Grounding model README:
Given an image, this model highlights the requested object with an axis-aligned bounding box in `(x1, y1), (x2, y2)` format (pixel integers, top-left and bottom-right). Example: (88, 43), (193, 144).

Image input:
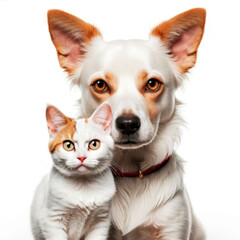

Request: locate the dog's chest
(111, 176), (171, 235)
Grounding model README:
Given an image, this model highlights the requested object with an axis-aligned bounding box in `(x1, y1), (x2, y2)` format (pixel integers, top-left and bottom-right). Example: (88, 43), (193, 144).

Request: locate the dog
(47, 8), (206, 240)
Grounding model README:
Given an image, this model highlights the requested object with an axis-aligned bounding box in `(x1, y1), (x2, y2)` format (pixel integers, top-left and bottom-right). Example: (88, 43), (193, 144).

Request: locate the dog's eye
(89, 139), (101, 150)
(63, 140), (75, 151)
(145, 79), (161, 92)
(92, 80), (109, 93)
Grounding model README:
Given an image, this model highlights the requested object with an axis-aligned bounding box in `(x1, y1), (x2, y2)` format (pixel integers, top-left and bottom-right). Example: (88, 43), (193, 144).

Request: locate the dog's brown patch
(90, 72), (118, 103)
(151, 8), (206, 73)
(109, 224), (166, 240)
(48, 10), (101, 76)
(121, 109), (134, 116)
(136, 70), (164, 121)
(49, 118), (76, 153)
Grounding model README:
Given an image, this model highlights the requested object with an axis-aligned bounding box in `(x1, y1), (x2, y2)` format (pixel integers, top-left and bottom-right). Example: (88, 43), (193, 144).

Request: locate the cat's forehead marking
(75, 118), (90, 136)
(49, 118), (76, 153)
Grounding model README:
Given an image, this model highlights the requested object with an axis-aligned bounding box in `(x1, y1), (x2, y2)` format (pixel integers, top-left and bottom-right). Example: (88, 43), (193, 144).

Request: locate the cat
(31, 103), (116, 240)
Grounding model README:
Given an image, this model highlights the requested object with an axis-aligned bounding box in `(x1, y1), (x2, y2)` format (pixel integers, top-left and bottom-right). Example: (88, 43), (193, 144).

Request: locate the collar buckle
(139, 170), (144, 179)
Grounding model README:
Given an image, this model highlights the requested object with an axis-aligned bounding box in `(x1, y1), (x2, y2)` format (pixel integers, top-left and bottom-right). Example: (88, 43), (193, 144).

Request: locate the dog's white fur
(47, 8), (206, 239)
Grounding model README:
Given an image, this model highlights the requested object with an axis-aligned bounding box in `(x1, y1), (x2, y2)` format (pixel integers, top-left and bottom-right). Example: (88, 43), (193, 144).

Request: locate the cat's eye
(145, 78), (162, 92)
(92, 80), (109, 93)
(89, 139), (101, 150)
(63, 140), (75, 151)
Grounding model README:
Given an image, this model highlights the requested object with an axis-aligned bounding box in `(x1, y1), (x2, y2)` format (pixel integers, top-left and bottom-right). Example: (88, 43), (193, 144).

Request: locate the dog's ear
(47, 10), (102, 76)
(151, 8), (206, 73)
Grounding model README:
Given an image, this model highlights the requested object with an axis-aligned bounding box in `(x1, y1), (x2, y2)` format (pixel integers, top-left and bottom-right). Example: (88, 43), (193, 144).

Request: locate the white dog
(47, 8), (206, 240)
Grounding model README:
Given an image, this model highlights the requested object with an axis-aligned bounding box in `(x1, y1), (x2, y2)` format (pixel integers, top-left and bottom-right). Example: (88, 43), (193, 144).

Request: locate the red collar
(112, 155), (170, 179)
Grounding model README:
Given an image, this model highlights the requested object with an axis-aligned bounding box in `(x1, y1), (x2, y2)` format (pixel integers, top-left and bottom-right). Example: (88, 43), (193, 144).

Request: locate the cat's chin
(54, 164), (109, 178)
(76, 165), (88, 172)
(54, 165), (87, 177)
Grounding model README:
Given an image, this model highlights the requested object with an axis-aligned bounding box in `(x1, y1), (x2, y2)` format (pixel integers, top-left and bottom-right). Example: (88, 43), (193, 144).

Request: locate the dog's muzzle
(115, 115), (141, 135)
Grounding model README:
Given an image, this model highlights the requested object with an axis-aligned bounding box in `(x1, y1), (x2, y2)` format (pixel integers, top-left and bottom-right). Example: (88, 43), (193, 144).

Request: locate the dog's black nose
(116, 115), (141, 135)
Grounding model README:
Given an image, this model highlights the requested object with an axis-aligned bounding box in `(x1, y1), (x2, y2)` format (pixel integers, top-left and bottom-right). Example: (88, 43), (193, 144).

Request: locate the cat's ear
(90, 103), (112, 132)
(46, 105), (69, 135)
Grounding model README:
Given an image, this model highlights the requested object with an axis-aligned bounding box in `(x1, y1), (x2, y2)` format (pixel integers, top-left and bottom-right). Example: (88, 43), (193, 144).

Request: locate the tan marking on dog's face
(121, 109), (134, 116)
(136, 70), (164, 121)
(49, 118), (76, 153)
(85, 118), (88, 124)
(90, 72), (118, 103)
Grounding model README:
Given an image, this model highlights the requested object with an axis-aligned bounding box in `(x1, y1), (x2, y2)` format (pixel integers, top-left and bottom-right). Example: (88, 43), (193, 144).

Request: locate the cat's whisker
(110, 161), (121, 171)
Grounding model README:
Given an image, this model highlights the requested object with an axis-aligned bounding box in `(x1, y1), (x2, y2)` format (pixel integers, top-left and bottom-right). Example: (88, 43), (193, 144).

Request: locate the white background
(0, 0), (240, 239)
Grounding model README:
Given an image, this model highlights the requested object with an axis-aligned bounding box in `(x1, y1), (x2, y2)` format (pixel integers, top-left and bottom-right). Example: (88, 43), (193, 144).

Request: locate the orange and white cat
(31, 103), (115, 240)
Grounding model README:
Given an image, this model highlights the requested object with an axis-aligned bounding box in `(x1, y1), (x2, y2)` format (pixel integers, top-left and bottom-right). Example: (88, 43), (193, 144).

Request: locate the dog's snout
(116, 115), (141, 135)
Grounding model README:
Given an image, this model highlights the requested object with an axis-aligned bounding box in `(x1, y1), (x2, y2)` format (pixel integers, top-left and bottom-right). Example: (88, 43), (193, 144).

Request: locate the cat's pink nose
(77, 156), (87, 162)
